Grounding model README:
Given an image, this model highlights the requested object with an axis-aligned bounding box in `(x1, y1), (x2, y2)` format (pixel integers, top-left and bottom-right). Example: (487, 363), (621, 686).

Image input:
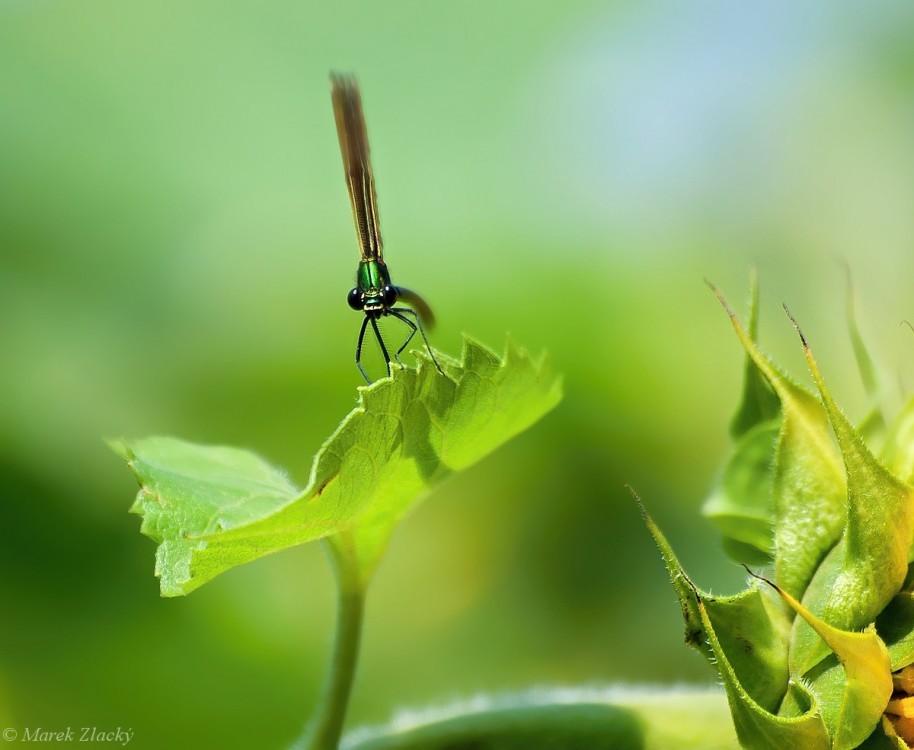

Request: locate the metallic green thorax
(356, 260), (392, 311)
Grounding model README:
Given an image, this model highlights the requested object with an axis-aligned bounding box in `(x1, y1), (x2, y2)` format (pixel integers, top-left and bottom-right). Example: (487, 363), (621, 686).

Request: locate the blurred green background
(4, 1), (914, 747)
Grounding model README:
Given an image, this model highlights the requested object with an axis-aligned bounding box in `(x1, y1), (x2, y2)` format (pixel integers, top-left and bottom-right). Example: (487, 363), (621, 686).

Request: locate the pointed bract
(652, 281), (914, 750)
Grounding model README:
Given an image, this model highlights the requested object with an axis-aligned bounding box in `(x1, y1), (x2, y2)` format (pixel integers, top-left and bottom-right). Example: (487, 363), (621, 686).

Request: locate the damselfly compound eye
(347, 288), (363, 310)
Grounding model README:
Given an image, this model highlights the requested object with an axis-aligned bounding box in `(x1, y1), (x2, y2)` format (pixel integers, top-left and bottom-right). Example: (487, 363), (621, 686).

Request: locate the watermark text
(2, 727), (133, 745)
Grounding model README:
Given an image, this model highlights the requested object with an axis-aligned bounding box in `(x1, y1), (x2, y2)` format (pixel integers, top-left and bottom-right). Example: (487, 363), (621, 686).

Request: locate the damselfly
(331, 73), (443, 383)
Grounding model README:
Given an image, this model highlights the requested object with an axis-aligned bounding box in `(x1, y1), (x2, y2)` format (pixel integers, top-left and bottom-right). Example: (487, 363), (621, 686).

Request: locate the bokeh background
(4, 1), (914, 747)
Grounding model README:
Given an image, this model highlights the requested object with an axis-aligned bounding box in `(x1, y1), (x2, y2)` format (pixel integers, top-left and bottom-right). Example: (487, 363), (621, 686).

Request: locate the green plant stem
(306, 533), (367, 750)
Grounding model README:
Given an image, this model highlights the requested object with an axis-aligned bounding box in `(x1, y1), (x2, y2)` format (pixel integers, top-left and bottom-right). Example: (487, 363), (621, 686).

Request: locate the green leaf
(786, 325), (914, 675)
(638, 501), (827, 748)
(109, 437), (302, 597)
(345, 703), (644, 750)
(756, 574), (892, 750)
(113, 337), (562, 596)
(340, 687), (739, 750)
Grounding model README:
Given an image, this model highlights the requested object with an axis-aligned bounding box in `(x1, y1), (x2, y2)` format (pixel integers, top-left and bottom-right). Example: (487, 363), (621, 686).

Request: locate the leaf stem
(305, 533), (367, 750)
